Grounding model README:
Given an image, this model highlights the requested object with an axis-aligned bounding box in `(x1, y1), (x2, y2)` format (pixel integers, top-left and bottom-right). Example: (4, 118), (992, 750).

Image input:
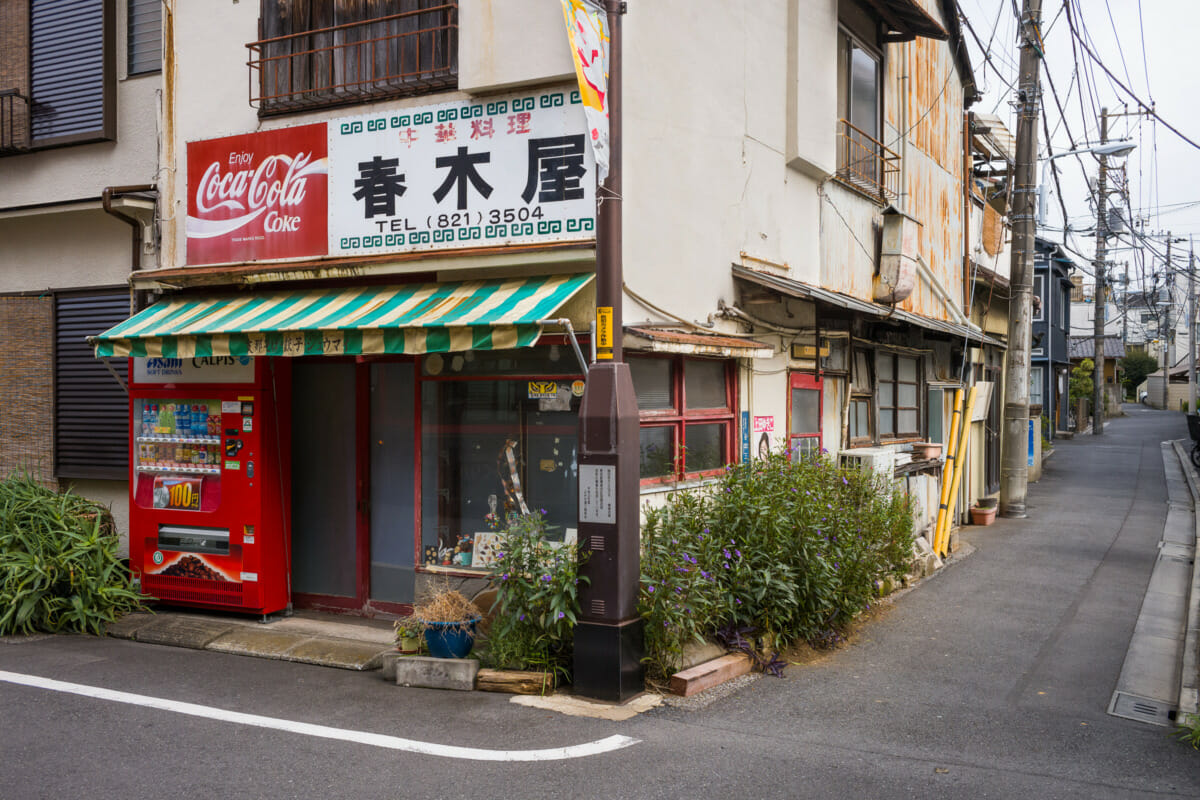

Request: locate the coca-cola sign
(186, 124), (328, 265)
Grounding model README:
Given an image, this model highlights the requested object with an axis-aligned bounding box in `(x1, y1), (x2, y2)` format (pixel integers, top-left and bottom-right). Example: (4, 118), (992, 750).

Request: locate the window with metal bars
(249, 0), (458, 115)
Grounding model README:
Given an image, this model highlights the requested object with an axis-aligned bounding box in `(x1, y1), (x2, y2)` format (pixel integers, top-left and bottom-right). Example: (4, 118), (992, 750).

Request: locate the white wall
(0, 75), (160, 209)
(0, 210), (135, 292)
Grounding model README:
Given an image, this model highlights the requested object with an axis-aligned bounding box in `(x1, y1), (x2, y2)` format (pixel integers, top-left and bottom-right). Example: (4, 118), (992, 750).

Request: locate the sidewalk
(105, 607), (394, 670)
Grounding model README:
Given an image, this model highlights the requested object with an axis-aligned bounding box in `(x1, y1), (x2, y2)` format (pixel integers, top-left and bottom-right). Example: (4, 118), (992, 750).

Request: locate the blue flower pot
(422, 619), (478, 659)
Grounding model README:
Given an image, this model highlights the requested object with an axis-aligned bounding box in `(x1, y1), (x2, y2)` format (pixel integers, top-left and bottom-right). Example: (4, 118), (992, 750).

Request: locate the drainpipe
(102, 184), (157, 312)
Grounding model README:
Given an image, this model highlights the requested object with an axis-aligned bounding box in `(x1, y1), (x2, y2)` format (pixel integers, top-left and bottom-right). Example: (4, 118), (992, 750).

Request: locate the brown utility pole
(574, 0), (643, 702)
(1000, 0), (1043, 518)
(1092, 108), (1109, 434)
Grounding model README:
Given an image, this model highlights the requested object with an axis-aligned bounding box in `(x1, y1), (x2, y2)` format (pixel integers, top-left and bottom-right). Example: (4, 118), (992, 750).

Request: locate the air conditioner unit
(838, 447), (896, 477)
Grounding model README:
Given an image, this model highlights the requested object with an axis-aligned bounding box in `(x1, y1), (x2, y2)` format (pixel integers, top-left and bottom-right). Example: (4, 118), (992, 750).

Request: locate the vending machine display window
(133, 398), (223, 512)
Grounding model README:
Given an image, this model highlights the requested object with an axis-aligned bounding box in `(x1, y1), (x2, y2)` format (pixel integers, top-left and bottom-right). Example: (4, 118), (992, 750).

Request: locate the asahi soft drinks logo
(186, 124), (329, 265)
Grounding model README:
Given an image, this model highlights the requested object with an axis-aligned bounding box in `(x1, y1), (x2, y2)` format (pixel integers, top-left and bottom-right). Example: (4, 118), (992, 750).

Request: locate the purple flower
(501, 573), (509, 581)
(541, 574), (552, 582)
(842, 477), (848, 485)
(648, 585), (655, 593)
(557, 611), (565, 619)
(724, 562), (731, 569)
(519, 614), (526, 621)
(734, 549), (741, 558)
(701, 570), (712, 580)
(735, 598), (742, 605)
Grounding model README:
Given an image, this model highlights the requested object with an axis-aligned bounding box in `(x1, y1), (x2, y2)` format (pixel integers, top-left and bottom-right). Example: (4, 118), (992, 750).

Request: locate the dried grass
(413, 583), (481, 624)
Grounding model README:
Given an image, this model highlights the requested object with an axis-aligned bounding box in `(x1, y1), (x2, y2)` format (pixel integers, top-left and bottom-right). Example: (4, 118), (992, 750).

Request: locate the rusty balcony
(835, 119), (900, 202)
(0, 90), (30, 155)
(247, 3), (458, 115)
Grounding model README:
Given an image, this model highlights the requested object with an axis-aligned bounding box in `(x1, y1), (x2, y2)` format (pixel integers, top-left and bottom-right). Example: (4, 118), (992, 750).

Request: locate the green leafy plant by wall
(0, 474), (145, 635)
(639, 451), (916, 681)
(485, 511), (587, 683)
(1070, 358), (1095, 403)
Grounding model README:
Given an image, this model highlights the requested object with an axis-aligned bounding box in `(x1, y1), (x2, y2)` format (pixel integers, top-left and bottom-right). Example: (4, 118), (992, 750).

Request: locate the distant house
(1069, 335), (1125, 415)
(1033, 239), (1074, 434)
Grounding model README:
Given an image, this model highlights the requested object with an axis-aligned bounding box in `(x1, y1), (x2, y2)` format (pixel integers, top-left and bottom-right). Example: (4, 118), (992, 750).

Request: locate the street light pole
(1092, 108), (1109, 435)
(1000, 0), (1043, 518)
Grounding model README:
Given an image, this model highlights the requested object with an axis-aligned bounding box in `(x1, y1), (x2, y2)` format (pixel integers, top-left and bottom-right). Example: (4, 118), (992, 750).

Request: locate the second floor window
(835, 25), (897, 200)
(250, 0), (458, 115)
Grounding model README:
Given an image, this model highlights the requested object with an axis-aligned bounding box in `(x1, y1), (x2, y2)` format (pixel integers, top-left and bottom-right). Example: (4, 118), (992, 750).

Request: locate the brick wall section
(0, 295), (56, 483)
(0, 0), (31, 148)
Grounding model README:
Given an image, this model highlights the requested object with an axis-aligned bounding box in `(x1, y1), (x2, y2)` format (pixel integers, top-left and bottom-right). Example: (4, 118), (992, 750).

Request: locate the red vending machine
(128, 356), (290, 616)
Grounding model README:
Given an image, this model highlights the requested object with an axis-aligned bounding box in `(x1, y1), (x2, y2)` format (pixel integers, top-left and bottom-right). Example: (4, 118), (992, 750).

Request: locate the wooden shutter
(127, 0), (161, 76)
(55, 290), (129, 480)
(30, 0), (115, 146)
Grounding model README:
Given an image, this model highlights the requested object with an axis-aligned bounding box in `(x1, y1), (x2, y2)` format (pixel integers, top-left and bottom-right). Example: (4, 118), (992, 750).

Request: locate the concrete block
(395, 656), (480, 690)
(381, 651), (405, 681)
(206, 629), (308, 660)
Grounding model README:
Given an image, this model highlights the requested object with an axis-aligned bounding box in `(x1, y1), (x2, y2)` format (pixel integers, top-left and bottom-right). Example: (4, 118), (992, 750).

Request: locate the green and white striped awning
(91, 274), (592, 358)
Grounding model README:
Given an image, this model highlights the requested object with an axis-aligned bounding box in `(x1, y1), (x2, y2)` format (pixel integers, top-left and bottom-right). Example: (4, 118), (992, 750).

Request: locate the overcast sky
(958, 0), (1200, 290)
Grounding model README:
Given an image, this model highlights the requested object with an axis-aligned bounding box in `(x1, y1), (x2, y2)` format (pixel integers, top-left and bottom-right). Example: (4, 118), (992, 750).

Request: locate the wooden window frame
(875, 350), (922, 443)
(632, 355), (737, 485)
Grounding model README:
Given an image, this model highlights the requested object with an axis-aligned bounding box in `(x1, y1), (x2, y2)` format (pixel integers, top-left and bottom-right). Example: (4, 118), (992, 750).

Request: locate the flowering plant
(484, 510), (587, 683)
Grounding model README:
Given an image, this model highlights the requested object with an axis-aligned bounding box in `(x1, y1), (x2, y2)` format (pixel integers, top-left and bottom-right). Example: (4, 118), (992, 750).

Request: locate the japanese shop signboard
(186, 124), (329, 265)
(327, 88), (595, 256)
(183, 90), (595, 266)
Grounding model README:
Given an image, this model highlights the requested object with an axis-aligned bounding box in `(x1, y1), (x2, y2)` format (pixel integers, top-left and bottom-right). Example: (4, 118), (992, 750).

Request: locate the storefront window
(420, 354), (581, 572)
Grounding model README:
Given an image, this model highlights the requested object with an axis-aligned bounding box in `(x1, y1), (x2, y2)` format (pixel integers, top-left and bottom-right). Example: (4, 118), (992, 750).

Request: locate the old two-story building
(0, 0), (996, 619)
(0, 0), (162, 543)
(1032, 238), (1073, 434)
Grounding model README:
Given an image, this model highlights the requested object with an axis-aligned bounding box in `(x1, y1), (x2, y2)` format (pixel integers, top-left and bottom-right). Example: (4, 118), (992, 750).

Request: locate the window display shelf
(136, 465), (221, 475)
(137, 435), (221, 445)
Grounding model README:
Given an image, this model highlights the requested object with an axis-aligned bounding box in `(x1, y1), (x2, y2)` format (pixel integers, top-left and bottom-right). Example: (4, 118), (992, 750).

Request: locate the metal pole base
(573, 618), (645, 703)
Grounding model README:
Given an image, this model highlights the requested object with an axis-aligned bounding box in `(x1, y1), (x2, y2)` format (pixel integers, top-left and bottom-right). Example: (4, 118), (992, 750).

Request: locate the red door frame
(787, 371), (823, 456)
(289, 359), (413, 617)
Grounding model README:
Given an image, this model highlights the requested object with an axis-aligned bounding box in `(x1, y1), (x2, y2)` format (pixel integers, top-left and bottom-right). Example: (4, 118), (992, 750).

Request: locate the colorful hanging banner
(560, 0), (610, 182)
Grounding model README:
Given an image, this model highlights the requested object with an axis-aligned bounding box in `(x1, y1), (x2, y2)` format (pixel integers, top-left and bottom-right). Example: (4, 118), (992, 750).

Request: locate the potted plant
(412, 585), (482, 659)
(970, 498), (998, 526)
(392, 616), (424, 654)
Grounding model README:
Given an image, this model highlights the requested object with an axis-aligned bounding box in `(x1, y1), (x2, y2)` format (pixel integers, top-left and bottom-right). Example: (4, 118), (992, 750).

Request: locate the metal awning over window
(863, 0), (949, 42)
(91, 273), (592, 358)
(732, 264), (1003, 348)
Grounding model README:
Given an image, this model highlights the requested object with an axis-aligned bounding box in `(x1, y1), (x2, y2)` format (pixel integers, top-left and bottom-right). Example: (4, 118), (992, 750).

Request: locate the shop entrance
(289, 360), (417, 613)
(290, 361), (359, 604)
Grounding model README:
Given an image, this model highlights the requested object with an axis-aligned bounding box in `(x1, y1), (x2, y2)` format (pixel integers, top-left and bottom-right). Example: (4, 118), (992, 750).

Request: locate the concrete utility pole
(1163, 233), (1175, 410)
(1001, 0), (1043, 518)
(1092, 108), (1109, 435)
(1189, 240), (1196, 413)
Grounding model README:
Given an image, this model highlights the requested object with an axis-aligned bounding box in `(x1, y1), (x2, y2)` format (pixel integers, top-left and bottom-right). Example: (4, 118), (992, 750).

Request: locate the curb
(1169, 439), (1200, 719)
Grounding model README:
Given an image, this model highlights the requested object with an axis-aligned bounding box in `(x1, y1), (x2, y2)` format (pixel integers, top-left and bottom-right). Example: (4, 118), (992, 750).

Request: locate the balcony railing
(836, 119), (899, 202)
(0, 89), (30, 154)
(247, 3), (458, 115)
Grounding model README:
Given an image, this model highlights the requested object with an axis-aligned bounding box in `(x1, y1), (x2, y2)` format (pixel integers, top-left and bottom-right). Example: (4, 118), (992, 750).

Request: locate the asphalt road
(2, 405), (1198, 799)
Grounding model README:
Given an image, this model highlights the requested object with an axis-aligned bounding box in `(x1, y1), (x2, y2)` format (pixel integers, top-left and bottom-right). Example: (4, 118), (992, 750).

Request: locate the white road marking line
(0, 670), (638, 761)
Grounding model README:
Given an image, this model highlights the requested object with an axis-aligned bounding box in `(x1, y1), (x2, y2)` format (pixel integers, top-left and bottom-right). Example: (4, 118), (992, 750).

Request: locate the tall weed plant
(485, 511), (587, 683)
(640, 450), (915, 679)
(0, 473), (145, 635)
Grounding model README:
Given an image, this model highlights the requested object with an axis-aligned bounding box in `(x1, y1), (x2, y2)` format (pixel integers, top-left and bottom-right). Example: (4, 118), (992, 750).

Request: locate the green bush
(484, 511), (587, 683)
(639, 451), (915, 680)
(0, 474), (145, 635)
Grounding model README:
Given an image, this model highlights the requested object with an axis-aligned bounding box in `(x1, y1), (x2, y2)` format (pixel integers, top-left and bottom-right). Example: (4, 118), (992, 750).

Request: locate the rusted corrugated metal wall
(820, 6), (967, 325)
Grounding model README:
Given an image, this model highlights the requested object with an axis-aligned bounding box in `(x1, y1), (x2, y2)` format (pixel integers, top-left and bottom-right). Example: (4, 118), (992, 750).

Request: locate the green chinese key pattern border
(337, 91), (580, 137)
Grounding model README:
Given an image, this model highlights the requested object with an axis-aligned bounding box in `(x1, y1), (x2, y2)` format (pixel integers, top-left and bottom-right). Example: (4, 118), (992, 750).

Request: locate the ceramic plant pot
(970, 506), (997, 526)
(422, 619), (479, 659)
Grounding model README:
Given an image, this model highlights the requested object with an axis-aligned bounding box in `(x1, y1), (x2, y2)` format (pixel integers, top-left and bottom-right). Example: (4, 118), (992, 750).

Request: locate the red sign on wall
(186, 124), (329, 265)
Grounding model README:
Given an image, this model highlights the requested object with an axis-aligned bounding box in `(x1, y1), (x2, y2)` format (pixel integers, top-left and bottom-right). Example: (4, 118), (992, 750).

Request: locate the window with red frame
(630, 356), (736, 483)
(788, 372), (822, 459)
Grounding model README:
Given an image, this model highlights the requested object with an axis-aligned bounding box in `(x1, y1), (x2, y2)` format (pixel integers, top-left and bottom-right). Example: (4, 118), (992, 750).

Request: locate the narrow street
(2, 406), (1198, 799)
